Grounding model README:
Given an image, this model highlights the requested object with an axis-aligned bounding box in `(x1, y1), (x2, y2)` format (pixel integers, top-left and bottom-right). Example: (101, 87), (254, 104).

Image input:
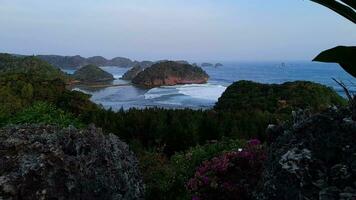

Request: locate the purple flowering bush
(187, 139), (266, 200)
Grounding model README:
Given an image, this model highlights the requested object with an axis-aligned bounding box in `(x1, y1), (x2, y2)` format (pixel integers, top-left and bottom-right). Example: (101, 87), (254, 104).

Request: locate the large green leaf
(313, 46), (356, 77)
(311, 0), (356, 23)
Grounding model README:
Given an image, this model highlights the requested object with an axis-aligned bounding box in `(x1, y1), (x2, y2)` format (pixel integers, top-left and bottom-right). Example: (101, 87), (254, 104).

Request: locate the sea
(62, 61), (355, 110)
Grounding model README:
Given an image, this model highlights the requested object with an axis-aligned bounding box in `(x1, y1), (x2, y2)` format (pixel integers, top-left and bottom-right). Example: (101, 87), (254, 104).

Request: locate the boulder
(0, 124), (144, 200)
(258, 106), (356, 200)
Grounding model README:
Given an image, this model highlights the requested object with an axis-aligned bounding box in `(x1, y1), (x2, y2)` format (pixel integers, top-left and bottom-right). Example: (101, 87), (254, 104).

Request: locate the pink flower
(248, 139), (261, 146)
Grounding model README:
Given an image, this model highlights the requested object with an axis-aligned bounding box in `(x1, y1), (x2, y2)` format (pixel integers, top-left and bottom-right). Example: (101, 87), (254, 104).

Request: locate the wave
(177, 84), (227, 100)
(144, 87), (178, 99)
(144, 83), (227, 101)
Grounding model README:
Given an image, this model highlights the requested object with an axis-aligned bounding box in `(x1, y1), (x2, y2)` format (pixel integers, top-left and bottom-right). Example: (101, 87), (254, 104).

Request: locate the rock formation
(122, 65), (144, 80)
(0, 124), (144, 200)
(132, 61), (209, 87)
(258, 106), (356, 200)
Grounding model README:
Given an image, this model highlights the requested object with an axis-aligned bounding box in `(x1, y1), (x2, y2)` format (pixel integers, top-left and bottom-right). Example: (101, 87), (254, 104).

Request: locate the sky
(0, 0), (355, 62)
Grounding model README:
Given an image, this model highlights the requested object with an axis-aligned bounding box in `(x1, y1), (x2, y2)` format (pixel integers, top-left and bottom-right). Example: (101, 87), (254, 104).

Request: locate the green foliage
(82, 107), (270, 155)
(0, 54), (97, 126)
(313, 46), (356, 77)
(132, 61), (209, 87)
(215, 80), (346, 121)
(138, 139), (245, 200)
(21, 83), (34, 100)
(73, 64), (114, 82)
(311, 1), (355, 78)
(0, 53), (67, 81)
(5, 102), (84, 128)
(311, 0), (356, 23)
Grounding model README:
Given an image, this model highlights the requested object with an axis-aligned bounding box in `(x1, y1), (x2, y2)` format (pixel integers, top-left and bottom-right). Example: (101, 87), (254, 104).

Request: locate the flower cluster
(187, 139), (266, 200)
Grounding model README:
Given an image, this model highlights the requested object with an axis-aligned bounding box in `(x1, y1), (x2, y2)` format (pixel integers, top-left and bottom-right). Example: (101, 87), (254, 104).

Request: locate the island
(122, 65), (144, 80)
(215, 63), (223, 67)
(73, 64), (114, 83)
(132, 61), (209, 87)
(201, 63), (214, 67)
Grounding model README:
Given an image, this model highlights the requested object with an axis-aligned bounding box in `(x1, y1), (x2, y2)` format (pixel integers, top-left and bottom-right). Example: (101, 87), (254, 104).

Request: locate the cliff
(132, 61), (209, 87)
(73, 64), (114, 83)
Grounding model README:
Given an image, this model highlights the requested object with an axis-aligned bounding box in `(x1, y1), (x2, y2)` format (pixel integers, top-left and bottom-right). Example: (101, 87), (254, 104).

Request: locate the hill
(36, 54), (154, 69)
(0, 53), (67, 81)
(215, 80), (346, 119)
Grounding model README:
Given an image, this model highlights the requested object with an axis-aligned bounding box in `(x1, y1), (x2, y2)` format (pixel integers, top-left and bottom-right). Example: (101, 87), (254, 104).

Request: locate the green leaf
(311, 0), (356, 23)
(313, 46), (356, 77)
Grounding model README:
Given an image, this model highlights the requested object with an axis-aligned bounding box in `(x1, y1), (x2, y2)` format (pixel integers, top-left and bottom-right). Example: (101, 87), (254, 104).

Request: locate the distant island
(215, 63), (223, 67)
(35, 55), (153, 69)
(200, 63), (224, 67)
(201, 63), (214, 67)
(34, 54), (195, 70)
(73, 64), (114, 83)
(132, 61), (209, 87)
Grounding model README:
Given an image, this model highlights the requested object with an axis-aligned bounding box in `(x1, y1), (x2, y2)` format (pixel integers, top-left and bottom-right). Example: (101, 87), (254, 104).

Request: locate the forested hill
(36, 55), (149, 69)
(0, 53), (67, 81)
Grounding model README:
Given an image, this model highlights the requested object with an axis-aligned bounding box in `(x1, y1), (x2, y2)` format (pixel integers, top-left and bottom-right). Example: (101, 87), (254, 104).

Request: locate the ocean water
(62, 62), (355, 110)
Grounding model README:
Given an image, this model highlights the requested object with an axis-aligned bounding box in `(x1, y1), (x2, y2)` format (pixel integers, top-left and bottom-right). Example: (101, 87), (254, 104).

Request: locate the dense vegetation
(215, 80), (346, 121)
(0, 54), (350, 200)
(73, 64), (114, 82)
(0, 53), (67, 80)
(132, 61), (209, 87)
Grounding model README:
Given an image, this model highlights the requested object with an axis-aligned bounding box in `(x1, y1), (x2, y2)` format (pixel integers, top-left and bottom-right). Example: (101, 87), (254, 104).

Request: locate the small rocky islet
(130, 61), (209, 88)
(72, 64), (114, 83)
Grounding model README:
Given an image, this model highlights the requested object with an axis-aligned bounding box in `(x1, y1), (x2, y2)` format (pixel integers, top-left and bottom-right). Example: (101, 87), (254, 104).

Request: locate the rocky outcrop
(132, 61), (209, 87)
(122, 65), (144, 80)
(215, 63), (223, 67)
(258, 106), (356, 200)
(201, 63), (213, 67)
(0, 124), (144, 200)
(73, 64), (114, 83)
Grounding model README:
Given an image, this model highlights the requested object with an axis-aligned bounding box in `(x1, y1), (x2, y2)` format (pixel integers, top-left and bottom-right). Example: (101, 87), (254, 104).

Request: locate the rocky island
(122, 65), (144, 80)
(132, 61), (209, 87)
(201, 62), (214, 67)
(73, 64), (114, 83)
(215, 63), (223, 67)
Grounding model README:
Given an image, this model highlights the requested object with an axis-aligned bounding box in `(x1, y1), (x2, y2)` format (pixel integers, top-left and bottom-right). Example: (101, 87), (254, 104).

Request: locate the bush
(138, 139), (245, 200)
(187, 140), (266, 200)
(5, 102), (84, 128)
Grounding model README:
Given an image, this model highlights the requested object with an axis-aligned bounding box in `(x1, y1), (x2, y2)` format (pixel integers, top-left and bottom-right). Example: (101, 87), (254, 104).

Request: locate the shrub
(187, 140), (266, 200)
(137, 139), (244, 200)
(6, 102), (84, 128)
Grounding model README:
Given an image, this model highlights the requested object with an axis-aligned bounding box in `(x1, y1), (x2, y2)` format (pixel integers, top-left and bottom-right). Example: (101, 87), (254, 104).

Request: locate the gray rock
(0, 124), (144, 200)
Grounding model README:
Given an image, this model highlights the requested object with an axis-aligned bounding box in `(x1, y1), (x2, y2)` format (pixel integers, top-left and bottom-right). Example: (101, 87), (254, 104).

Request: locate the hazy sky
(0, 0), (355, 61)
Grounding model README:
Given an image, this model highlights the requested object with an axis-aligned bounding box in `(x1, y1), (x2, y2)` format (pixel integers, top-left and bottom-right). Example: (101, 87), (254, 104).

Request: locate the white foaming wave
(144, 87), (177, 100)
(177, 83), (227, 101)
